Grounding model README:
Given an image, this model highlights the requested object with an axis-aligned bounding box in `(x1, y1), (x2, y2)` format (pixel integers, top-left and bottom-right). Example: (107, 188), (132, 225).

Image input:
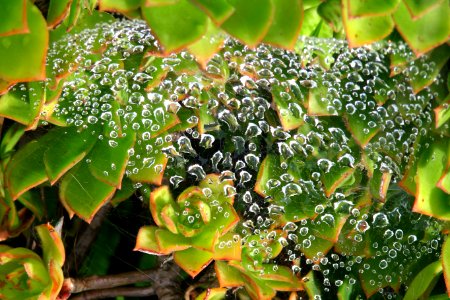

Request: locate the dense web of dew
(23, 19), (446, 297)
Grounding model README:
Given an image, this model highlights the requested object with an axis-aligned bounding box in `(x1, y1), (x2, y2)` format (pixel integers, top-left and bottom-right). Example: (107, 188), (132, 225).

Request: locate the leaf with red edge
(44, 125), (99, 184)
(0, 82), (43, 127)
(17, 190), (44, 220)
(393, 0), (450, 56)
(409, 45), (450, 94)
(0, 0), (27, 36)
(435, 97), (450, 129)
(188, 19), (225, 68)
(243, 273), (276, 300)
(134, 226), (166, 255)
(308, 85), (337, 116)
(263, 0), (303, 49)
(347, 0), (400, 18)
(221, 0), (274, 48)
(317, 0), (342, 33)
(155, 229), (191, 253)
(99, 0), (142, 13)
(190, 228), (219, 251)
(213, 232), (241, 261)
(190, 0), (234, 25)
(342, 0), (394, 48)
(321, 165), (354, 198)
(272, 83), (304, 130)
(173, 247), (213, 277)
(215, 261), (245, 287)
(403, 0), (444, 19)
(5, 140), (48, 200)
(301, 236), (334, 259)
(142, 0), (208, 53)
(59, 160), (116, 222)
(35, 224), (65, 267)
(345, 113), (379, 147)
(438, 168), (450, 194)
(128, 141), (169, 185)
(44, 260), (64, 300)
(0, 1), (48, 82)
(412, 140), (450, 220)
(443, 236), (450, 297)
(47, 0), (73, 28)
(149, 186), (176, 227)
(196, 288), (228, 300)
(88, 130), (136, 188)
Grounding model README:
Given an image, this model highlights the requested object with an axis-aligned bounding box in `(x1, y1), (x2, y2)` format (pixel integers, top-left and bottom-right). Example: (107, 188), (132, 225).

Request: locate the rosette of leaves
(0, 223), (65, 299)
(135, 174), (240, 277)
(215, 230), (302, 300)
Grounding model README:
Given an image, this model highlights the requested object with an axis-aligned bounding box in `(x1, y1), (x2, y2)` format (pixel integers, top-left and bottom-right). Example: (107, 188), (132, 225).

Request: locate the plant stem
(69, 286), (155, 300)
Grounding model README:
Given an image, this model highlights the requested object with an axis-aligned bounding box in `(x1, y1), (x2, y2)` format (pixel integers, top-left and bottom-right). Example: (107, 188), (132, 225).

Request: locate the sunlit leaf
(412, 140), (450, 220)
(221, 0), (274, 47)
(188, 19), (225, 68)
(35, 223), (65, 267)
(47, 0), (73, 28)
(393, 0), (450, 56)
(443, 237), (450, 297)
(0, 1), (48, 82)
(99, 0), (142, 12)
(347, 0), (400, 18)
(0, 0), (27, 36)
(173, 247), (213, 277)
(403, 0), (445, 19)
(342, 0), (394, 47)
(263, 0), (303, 49)
(142, 0), (208, 53)
(190, 0), (234, 25)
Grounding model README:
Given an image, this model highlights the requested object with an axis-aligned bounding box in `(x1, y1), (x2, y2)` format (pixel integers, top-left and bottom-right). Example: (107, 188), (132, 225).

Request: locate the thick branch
(70, 286), (155, 300)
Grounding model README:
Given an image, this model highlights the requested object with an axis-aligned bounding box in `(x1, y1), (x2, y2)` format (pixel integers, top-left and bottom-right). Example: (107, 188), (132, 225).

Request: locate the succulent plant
(135, 174), (240, 276)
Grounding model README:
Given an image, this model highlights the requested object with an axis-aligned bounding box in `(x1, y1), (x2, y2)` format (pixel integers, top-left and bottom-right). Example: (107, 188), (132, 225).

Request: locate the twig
(70, 286), (155, 300)
(153, 256), (184, 300)
(65, 269), (157, 293)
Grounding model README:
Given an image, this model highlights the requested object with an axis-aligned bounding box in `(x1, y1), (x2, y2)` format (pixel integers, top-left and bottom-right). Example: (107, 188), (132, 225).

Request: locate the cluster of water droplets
(42, 19), (446, 297)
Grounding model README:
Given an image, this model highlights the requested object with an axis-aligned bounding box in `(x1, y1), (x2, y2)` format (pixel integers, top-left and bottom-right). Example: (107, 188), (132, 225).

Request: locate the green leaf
(188, 19), (225, 67)
(304, 270), (322, 299)
(59, 160), (116, 222)
(215, 261), (245, 287)
(99, 0), (142, 12)
(134, 226), (165, 254)
(0, 123), (25, 158)
(128, 139), (168, 185)
(155, 229), (191, 252)
(434, 99), (450, 129)
(262, 0), (303, 49)
(337, 279), (354, 300)
(88, 131), (136, 188)
(404, 260), (442, 300)
(345, 113), (379, 147)
(393, 0), (450, 56)
(254, 154), (283, 198)
(438, 167), (450, 194)
(44, 126), (99, 184)
(35, 224), (65, 267)
(142, 0), (208, 53)
(17, 190), (45, 220)
(347, 0), (400, 18)
(412, 140), (450, 220)
(342, 0), (394, 47)
(317, 0), (342, 33)
(5, 140), (48, 199)
(66, 0), (82, 31)
(190, 0), (234, 25)
(110, 177), (136, 207)
(0, 82), (43, 127)
(174, 247), (213, 277)
(0, 0), (27, 36)
(308, 85), (338, 116)
(403, 0), (444, 18)
(0, 1), (48, 82)
(47, 0), (73, 28)
(443, 236), (450, 298)
(150, 186), (176, 227)
(221, 0), (274, 47)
